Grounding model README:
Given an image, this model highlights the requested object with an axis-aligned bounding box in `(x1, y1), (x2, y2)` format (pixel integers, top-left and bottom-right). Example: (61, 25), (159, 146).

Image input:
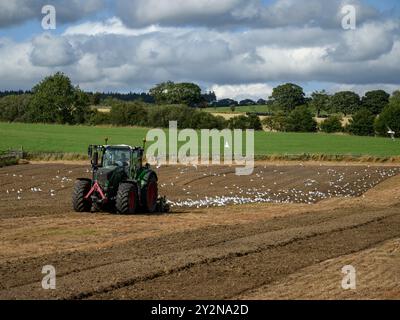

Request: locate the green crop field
(1, 122), (400, 157)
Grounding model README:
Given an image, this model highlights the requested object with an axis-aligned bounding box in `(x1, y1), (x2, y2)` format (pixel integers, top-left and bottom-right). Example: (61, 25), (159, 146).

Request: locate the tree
(270, 83), (305, 113)
(329, 91), (360, 116)
(320, 115), (343, 133)
(188, 112), (227, 130)
(0, 94), (32, 122)
(247, 114), (263, 131)
(149, 81), (202, 106)
(228, 115), (262, 130)
(215, 99), (238, 107)
(28, 72), (75, 124)
(72, 88), (91, 124)
(86, 110), (111, 126)
(391, 90), (400, 103)
(346, 109), (375, 136)
(361, 90), (390, 115)
(239, 99), (256, 106)
(374, 99), (400, 137)
(110, 101), (149, 127)
(202, 91), (217, 103)
(310, 90), (330, 117)
(92, 92), (101, 106)
(149, 81), (173, 104)
(262, 113), (287, 132)
(285, 106), (317, 132)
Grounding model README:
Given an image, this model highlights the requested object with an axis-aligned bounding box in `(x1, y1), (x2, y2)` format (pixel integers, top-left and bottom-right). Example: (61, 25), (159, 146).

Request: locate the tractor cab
(88, 145), (145, 177)
(103, 146), (132, 168)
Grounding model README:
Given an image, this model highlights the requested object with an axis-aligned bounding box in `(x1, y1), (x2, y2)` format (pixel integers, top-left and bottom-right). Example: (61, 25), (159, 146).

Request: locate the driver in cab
(117, 153), (130, 167)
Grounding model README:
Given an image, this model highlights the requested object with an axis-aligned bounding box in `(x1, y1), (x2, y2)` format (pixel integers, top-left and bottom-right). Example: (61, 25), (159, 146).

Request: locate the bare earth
(0, 163), (399, 300)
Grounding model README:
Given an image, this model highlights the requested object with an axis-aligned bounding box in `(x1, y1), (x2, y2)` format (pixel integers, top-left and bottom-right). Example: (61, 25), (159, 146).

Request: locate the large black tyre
(141, 174), (158, 213)
(72, 180), (92, 212)
(116, 183), (138, 214)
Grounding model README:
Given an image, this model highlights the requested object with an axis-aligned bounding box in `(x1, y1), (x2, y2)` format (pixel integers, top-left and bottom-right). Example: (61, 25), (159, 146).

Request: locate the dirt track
(0, 163), (399, 300)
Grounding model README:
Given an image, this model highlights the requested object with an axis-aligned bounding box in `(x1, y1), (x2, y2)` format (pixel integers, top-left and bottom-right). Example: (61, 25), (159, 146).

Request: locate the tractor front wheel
(72, 180), (92, 212)
(116, 183), (138, 214)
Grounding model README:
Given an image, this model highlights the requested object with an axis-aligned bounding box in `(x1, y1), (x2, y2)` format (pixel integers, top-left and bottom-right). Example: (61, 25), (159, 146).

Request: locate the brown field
(0, 162), (399, 300)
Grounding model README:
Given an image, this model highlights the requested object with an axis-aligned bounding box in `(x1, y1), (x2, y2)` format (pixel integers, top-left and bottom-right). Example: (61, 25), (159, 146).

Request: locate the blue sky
(0, 0), (399, 100)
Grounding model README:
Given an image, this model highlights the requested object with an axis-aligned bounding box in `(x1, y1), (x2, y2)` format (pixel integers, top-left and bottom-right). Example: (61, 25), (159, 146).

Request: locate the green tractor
(72, 143), (169, 214)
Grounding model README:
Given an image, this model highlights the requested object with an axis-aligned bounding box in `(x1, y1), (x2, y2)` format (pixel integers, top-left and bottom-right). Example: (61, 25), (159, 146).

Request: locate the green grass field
(1, 122), (399, 157)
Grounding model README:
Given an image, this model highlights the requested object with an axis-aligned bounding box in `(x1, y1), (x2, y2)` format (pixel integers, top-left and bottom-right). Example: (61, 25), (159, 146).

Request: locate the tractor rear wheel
(116, 183), (138, 214)
(142, 175), (158, 213)
(72, 180), (92, 212)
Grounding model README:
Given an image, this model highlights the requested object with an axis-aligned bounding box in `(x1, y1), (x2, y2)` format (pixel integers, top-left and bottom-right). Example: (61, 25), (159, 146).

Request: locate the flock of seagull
(162, 166), (400, 209)
(2, 166), (399, 209)
(3, 170), (72, 200)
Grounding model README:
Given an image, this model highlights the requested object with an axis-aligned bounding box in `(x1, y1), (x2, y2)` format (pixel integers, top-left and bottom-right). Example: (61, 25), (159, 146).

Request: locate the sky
(0, 0), (399, 100)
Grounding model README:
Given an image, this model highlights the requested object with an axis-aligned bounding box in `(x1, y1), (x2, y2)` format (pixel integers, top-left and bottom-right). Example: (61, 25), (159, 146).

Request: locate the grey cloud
(0, 0), (386, 31)
(116, 0), (252, 28)
(60, 24), (400, 89)
(30, 33), (80, 67)
(54, 0), (105, 24)
(0, 1), (39, 27)
(116, 0), (380, 29)
(0, 0), (104, 28)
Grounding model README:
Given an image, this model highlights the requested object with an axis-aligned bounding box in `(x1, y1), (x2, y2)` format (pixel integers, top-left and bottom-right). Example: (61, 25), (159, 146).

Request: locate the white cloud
(211, 83), (273, 100)
(63, 17), (163, 36)
(0, 38), (47, 89)
(328, 21), (398, 62)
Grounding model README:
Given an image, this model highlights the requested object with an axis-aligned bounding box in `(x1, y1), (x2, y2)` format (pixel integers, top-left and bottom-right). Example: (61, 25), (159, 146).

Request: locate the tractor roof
(104, 145), (142, 150)
(106, 144), (131, 148)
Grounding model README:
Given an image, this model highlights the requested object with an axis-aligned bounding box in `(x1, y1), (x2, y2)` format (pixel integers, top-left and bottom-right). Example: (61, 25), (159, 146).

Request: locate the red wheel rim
(147, 182), (157, 209)
(129, 191), (135, 210)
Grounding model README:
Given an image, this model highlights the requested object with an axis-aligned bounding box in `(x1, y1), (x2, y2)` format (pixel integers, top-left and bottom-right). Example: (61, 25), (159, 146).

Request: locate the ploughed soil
(0, 163), (399, 300)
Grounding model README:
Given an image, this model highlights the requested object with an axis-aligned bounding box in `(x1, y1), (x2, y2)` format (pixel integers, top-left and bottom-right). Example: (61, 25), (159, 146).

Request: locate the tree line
(0, 86), (216, 106)
(0, 72), (399, 136)
(0, 73), (262, 131)
(264, 83), (400, 137)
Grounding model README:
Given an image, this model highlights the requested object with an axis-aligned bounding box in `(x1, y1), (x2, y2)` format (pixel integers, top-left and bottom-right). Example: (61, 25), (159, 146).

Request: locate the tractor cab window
(103, 148), (131, 168)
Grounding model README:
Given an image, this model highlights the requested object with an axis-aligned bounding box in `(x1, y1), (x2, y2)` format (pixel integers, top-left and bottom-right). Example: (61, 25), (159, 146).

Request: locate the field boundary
(24, 152), (88, 161)
(254, 154), (400, 163)
(18, 151), (400, 163)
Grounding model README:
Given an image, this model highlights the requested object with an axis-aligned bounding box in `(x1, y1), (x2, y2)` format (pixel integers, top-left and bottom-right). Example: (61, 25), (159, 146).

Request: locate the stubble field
(0, 162), (399, 299)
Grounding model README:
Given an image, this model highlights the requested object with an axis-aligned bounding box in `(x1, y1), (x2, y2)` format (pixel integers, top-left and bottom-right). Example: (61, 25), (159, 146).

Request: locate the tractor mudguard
(140, 170), (158, 185)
